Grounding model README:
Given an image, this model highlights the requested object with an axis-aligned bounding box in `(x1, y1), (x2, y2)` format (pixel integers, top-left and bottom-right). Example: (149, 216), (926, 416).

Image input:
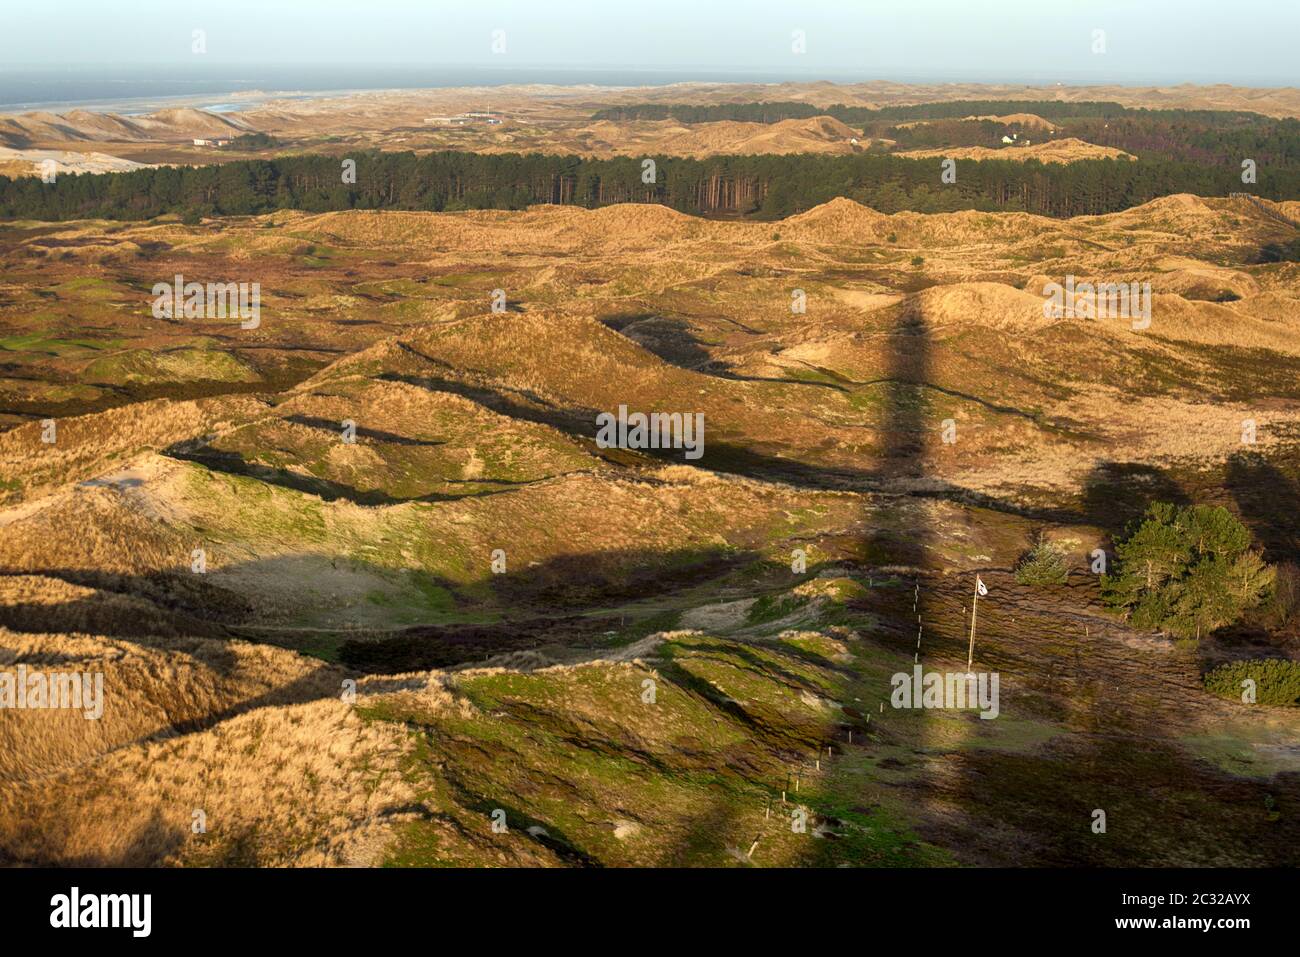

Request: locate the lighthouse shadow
(813, 297), (1091, 865)
(860, 298), (936, 629)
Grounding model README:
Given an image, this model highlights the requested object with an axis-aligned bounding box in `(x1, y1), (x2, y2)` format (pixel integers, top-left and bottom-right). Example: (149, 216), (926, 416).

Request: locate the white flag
(976, 576), (988, 597)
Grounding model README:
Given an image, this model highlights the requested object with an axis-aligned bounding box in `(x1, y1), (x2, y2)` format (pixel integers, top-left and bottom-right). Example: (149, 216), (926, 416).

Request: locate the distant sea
(1, 64), (1293, 114)
(0, 65), (856, 112)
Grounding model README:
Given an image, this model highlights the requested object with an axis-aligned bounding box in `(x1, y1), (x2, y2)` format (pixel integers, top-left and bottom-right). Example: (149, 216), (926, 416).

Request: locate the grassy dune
(2, 195), (1299, 867)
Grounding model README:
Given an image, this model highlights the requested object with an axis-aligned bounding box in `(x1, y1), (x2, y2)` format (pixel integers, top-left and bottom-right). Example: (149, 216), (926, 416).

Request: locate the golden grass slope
(560, 115), (863, 158)
(0, 394), (268, 508)
(0, 686), (416, 865)
(201, 374), (606, 502)
(962, 113), (1058, 130)
(4, 193), (1298, 515)
(0, 611), (346, 782)
(273, 191), (1290, 258)
(0, 574), (423, 865)
(897, 137), (1135, 164)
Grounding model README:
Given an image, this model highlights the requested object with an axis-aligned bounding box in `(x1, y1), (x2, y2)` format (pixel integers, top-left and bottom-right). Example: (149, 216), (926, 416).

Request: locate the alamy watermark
(50, 887), (150, 937)
(0, 665), (104, 719)
(152, 274), (260, 329)
(595, 405), (705, 460)
(1043, 275), (1150, 330)
(890, 665), (1000, 719)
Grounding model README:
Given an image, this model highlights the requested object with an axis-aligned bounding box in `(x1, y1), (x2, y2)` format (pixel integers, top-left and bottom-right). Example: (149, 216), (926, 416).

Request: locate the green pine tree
(1102, 503), (1274, 639)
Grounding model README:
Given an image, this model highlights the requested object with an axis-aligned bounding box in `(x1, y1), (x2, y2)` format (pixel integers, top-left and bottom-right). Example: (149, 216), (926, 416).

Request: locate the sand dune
(0, 106), (249, 148)
(0, 146), (148, 177)
(898, 137), (1134, 164)
(3, 184), (1300, 867)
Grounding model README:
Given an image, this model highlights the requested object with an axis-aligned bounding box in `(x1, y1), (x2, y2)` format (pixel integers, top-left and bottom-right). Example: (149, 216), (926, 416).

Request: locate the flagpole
(967, 577), (979, 673)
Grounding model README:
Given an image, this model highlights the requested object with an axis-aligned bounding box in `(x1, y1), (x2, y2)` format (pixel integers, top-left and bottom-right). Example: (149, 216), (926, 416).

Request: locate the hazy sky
(2, 0), (1296, 85)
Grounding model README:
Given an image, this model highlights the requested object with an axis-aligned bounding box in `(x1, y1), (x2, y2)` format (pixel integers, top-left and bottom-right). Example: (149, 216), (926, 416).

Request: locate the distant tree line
(867, 100), (1136, 121)
(886, 119), (1029, 150)
(2, 149), (1297, 222)
(1052, 116), (1300, 167)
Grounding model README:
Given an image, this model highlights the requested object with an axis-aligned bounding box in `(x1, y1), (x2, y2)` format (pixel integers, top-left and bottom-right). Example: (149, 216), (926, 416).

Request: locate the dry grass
(0, 619), (347, 783)
(0, 394), (267, 507)
(1, 189), (1299, 867)
(0, 696), (416, 866)
(0, 615), (421, 866)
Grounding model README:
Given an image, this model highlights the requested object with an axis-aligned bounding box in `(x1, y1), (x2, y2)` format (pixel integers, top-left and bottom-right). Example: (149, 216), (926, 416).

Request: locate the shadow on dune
(282, 414), (448, 448)
(378, 371), (589, 433)
(1, 543), (760, 669)
(1079, 461), (1191, 542)
(599, 314), (718, 372)
(8, 301), (1300, 866)
(1226, 450), (1300, 564)
(0, 567), (252, 634)
(163, 441), (524, 506)
(0, 809), (189, 869)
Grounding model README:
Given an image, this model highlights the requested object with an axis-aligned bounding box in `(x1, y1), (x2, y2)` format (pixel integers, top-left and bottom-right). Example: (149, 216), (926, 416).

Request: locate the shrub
(1203, 659), (1300, 706)
(1101, 503), (1273, 639)
(231, 132), (279, 149)
(1015, 535), (1070, 586)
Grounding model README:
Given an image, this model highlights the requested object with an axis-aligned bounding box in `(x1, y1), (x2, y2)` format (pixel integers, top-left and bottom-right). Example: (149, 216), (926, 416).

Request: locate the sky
(1, 0), (1296, 86)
